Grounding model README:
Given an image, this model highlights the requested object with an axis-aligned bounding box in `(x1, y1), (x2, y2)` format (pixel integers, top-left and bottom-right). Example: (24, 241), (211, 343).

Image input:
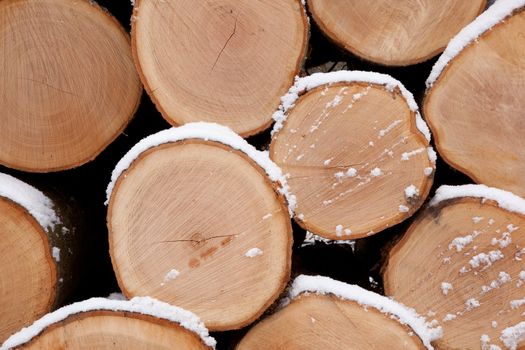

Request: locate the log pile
(1, 0), (525, 349)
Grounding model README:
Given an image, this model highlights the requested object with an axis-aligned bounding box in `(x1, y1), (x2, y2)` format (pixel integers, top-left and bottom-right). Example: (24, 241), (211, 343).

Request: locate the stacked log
(424, 2), (525, 196)
(131, 0), (309, 137)
(1, 0), (525, 349)
(0, 0), (141, 172)
(307, 0), (486, 66)
(0, 173), (77, 343)
(1, 297), (216, 349)
(237, 275), (441, 349)
(384, 185), (525, 349)
(106, 123), (293, 331)
(270, 71), (435, 239)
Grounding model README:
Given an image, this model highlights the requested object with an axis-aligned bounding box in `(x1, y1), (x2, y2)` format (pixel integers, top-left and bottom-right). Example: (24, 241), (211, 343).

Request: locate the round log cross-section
(108, 126), (292, 331)
(270, 72), (434, 240)
(384, 185), (525, 350)
(237, 275), (439, 349)
(307, 0), (485, 66)
(1, 297), (216, 350)
(424, 3), (525, 197)
(131, 0), (308, 137)
(0, 0), (141, 172)
(0, 173), (76, 343)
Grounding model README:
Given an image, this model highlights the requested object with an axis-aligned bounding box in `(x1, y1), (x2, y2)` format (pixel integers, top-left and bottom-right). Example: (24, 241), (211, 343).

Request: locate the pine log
(106, 123), (293, 331)
(237, 275), (437, 349)
(306, 0), (486, 66)
(0, 173), (78, 343)
(270, 72), (435, 240)
(424, 2), (525, 197)
(1, 297), (216, 349)
(131, 0), (308, 137)
(0, 0), (141, 172)
(383, 185), (525, 350)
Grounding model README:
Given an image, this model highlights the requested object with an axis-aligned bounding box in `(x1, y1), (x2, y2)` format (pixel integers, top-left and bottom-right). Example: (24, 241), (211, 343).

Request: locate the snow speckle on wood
(429, 184), (525, 216)
(301, 231), (355, 248)
(105, 122), (296, 215)
(0, 172), (60, 230)
(441, 282), (453, 296)
(0, 297), (216, 350)
(162, 269), (180, 284)
(426, 0), (525, 87)
(271, 70), (433, 143)
(287, 275), (442, 350)
(399, 205), (410, 213)
(500, 321), (525, 350)
(52, 247), (60, 263)
(404, 185), (419, 199)
(244, 247), (263, 258)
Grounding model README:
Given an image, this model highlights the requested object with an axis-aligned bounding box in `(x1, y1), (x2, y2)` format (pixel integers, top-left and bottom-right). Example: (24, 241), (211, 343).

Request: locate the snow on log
(424, 1), (525, 197)
(270, 71), (435, 240)
(0, 173), (77, 343)
(306, 0), (486, 66)
(237, 275), (442, 350)
(0, 0), (141, 172)
(383, 184), (525, 350)
(131, 0), (308, 137)
(106, 123), (293, 331)
(1, 297), (216, 350)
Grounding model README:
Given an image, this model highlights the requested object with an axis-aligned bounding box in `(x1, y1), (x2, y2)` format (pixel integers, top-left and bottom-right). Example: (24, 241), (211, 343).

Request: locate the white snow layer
(0, 296), (216, 350)
(426, 0), (525, 87)
(430, 184), (525, 216)
(288, 275), (442, 349)
(271, 71), (432, 143)
(105, 122), (296, 215)
(0, 172), (60, 230)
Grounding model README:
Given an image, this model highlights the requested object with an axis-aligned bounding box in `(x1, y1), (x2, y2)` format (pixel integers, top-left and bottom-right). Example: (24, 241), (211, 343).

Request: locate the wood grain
(0, 0), (142, 172)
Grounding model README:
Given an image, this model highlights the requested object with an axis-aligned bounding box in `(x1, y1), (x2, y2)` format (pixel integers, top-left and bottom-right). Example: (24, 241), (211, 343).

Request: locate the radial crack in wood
(270, 81), (434, 240)
(131, 0), (308, 137)
(237, 294), (425, 349)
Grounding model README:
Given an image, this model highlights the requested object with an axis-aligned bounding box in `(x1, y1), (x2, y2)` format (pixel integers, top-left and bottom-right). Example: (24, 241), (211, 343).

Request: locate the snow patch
(287, 275), (442, 349)
(271, 71), (432, 143)
(245, 247), (263, 258)
(301, 231), (355, 249)
(162, 269), (180, 284)
(430, 184), (525, 216)
(0, 297), (216, 349)
(105, 123), (296, 216)
(399, 205), (410, 213)
(370, 167), (382, 177)
(0, 172), (60, 230)
(426, 0), (525, 87)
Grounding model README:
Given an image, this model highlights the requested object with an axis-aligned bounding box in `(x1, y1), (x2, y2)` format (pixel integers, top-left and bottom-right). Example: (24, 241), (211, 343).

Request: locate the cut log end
(384, 193), (525, 349)
(424, 5), (525, 197)
(9, 311), (212, 350)
(270, 81), (433, 240)
(307, 0), (486, 66)
(132, 0), (308, 137)
(108, 140), (292, 331)
(237, 294), (425, 350)
(0, 198), (56, 343)
(0, 0), (141, 172)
